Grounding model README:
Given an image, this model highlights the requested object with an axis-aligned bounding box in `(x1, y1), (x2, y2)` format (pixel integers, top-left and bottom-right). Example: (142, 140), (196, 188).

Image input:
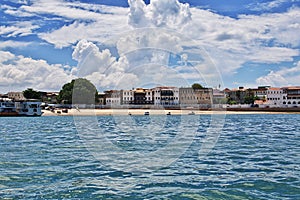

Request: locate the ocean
(0, 114), (299, 199)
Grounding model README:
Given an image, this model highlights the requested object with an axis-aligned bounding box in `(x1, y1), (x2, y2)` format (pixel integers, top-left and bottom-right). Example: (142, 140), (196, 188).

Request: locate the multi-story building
(252, 86), (270, 100)
(226, 87), (247, 104)
(282, 86), (300, 107)
(8, 92), (26, 101)
(132, 88), (153, 105)
(97, 93), (106, 105)
(121, 90), (134, 105)
(105, 90), (121, 106)
(145, 89), (153, 104)
(44, 92), (59, 103)
(266, 88), (284, 107)
(179, 87), (212, 105)
(153, 87), (179, 106)
(212, 89), (227, 104)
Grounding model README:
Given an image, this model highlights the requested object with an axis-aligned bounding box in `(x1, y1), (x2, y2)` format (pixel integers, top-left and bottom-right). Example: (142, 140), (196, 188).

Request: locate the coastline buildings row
(1, 86), (300, 108)
(225, 86), (300, 108)
(99, 87), (215, 108)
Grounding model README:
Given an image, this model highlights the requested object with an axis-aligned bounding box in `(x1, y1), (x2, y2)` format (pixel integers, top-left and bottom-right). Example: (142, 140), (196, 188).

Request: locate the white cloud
(0, 40), (31, 49)
(128, 0), (191, 28)
(32, 1), (129, 48)
(256, 61), (300, 86)
(0, 21), (39, 37)
(248, 0), (292, 11)
(72, 39), (116, 76)
(0, 51), (75, 92)
(72, 39), (140, 90)
(2, 0), (300, 91)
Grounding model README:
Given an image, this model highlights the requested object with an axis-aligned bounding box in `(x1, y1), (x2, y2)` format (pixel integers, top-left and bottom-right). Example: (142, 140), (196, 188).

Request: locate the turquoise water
(0, 114), (299, 199)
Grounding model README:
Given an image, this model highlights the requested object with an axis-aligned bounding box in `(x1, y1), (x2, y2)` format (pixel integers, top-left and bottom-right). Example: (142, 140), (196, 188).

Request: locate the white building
(145, 89), (153, 104)
(153, 87), (179, 105)
(8, 92), (26, 101)
(266, 88), (284, 107)
(105, 90), (121, 106)
(121, 90), (134, 105)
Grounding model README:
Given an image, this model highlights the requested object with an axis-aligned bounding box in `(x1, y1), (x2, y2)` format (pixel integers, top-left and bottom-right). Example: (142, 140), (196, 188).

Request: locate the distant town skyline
(0, 0), (299, 93)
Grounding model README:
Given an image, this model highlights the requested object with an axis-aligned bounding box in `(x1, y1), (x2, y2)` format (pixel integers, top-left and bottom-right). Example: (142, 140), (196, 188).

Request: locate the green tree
(23, 88), (41, 100)
(192, 83), (203, 89)
(57, 78), (98, 104)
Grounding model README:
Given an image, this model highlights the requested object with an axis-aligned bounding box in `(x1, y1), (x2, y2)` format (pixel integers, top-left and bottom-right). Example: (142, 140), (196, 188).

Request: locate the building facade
(121, 90), (134, 105)
(153, 87), (179, 106)
(105, 90), (121, 106)
(266, 88), (284, 107)
(179, 87), (212, 105)
(8, 92), (26, 101)
(282, 87), (300, 107)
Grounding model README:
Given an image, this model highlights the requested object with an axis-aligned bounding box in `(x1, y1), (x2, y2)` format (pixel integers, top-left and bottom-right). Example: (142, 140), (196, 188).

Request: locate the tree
(57, 78), (98, 104)
(192, 83), (203, 89)
(23, 88), (41, 100)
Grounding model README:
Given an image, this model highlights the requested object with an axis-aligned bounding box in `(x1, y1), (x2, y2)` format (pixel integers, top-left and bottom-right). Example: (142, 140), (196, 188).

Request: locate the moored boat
(0, 100), (42, 116)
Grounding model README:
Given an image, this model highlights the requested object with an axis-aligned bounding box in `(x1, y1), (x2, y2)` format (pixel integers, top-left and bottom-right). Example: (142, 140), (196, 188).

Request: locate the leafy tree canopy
(23, 88), (41, 100)
(57, 78), (98, 104)
(192, 83), (203, 89)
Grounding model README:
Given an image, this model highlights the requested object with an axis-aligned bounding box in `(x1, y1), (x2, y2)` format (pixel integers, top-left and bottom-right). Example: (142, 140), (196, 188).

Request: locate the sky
(0, 0), (299, 93)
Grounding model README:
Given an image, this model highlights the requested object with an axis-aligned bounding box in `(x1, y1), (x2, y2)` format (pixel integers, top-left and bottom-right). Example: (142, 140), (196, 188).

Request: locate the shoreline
(42, 108), (300, 116)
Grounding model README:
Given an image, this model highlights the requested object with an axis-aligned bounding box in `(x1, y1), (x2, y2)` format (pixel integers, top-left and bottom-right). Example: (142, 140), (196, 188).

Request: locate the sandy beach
(41, 108), (296, 116)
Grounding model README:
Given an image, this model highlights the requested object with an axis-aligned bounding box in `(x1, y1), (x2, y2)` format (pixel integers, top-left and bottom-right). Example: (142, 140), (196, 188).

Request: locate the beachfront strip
(2, 86), (300, 109)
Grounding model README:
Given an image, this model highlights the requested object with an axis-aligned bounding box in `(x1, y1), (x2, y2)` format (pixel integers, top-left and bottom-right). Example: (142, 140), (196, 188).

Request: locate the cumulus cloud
(2, 0), (300, 91)
(256, 61), (300, 86)
(72, 39), (116, 76)
(128, 0), (191, 28)
(0, 51), (75, 91)
(72, 39), (140, 90)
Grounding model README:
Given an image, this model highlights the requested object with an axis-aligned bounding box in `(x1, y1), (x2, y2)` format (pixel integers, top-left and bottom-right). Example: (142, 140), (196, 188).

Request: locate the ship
(0, 100), (42, 116)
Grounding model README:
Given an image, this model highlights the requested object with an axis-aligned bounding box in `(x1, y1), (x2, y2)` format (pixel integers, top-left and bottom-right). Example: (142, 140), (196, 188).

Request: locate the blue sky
(0, 0), (299, 92)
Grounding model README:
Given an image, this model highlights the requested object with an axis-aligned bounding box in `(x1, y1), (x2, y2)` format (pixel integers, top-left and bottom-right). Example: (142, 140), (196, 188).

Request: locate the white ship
(0, 100), (42, 116)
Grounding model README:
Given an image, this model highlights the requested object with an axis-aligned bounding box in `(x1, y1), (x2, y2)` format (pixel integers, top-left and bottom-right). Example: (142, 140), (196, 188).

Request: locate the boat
(144, 111), (150, 115)
(188, 111), (195, 115)
(166, 112), (171, 115)
(0, 101), (18, 116)
(0, 100), (42, 116)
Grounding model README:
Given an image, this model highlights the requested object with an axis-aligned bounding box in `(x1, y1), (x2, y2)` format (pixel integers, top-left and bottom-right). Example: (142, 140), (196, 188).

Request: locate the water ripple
(0, 114), (299, 199)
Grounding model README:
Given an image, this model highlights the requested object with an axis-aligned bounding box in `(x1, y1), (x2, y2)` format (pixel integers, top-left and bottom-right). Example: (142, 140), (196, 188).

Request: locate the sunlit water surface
(0, 114), (299, 199)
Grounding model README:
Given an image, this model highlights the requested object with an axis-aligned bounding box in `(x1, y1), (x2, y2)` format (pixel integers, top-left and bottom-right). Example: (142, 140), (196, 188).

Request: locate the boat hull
(0, 112), (19, 117)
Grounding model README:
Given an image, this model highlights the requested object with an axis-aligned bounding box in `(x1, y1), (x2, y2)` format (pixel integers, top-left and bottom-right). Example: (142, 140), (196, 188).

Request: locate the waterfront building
(105, 90), (121, 106)
(133, 88), (146, 105)
(97, 93), (106, 105)
(266, 88), (284, 107)
(225, 87), (247, 104)
(121, 90), (134, 105)
(179, 87), (212, 106)
(282, 86), (300, 107)
(44, 92), (59, 103)
(8, 92), (26, 101)
(153, 87), (179, 106)
(212, 89), (227, 104)
(145, 89), (153, 104)
(252, 86), (270, 100)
